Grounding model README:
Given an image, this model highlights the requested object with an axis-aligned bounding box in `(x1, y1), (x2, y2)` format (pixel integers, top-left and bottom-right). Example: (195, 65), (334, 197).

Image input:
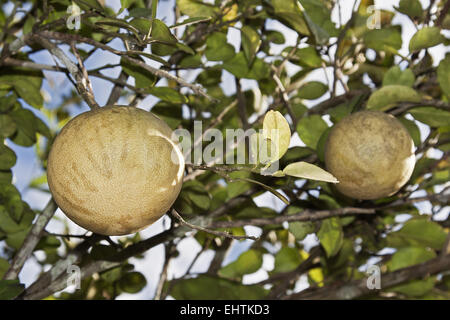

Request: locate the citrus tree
(0, 0), (449, 300)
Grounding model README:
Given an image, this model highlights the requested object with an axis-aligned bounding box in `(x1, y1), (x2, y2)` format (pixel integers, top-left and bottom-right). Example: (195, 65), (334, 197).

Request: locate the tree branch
(3, 198), (57, 280)
(285, 254), (450, 300)
(37, 31), (215, 102)
(170, 209), (258, 241)
(210, 207), (376, 229)
(31, 35), (99, 109)
(436, 0), (450, 27)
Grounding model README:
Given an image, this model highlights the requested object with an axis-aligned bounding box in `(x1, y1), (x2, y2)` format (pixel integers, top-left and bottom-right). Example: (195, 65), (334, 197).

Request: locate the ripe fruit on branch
(47, 106), (185, 236)
(324, 111), (415, 200)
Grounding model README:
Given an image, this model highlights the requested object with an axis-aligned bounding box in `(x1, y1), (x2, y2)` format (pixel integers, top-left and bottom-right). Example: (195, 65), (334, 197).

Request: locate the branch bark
(210, 207), (376, 229)
(31, 35), (99, 109)
(285, 254), (450, 300)
(3, 198), (57, 280)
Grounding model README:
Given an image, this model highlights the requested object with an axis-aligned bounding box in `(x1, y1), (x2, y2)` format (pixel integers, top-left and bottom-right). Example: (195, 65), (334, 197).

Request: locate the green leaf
(9, 108), (38, 147)
(222, 52), (249, 78)
(219, 250), (263, 279)
(151, 0), (158, 20)
(296, 115), (328, 149)
(269, 0), (310, 35)
(127, 7), (153, 18)
(303, 13), (329, 44)
(0, 170), (12, 185)
(283, 161), (338, 183)
(409, 107), (450, 127)
(273, 247), (302, 273)
(183, 180), (211, 211)
(146, 87), (188, 104)
(246, 58), (271, 80)
(118, 272), (147, 294)
(367, 85), (421, 111)
(437, 56), (450, 98)
(121, 57), (157, 88)
(0, 258), (9, 279)
(74, 0), (104, 11)
(0, 280), (24, 300)
(283, 46), (322, 68)
(179, 54), (202, 68)
(205, 32), (235, 62)
(388, 246), (436, 271)
(151, 19), (178, 56)
(299, 0), (337, 39)
(127, 50), (171, 67)
(396, 0), (423, 18)
(35, 235), (61, 251)
(151, 102), (182, 129)
(382, 66), (415, 87)
(300, 0), (336, 45)
(0, 94), (17, 113)
(363, 27), (402, 51)
(0, 205), (21, 233)
(95, 18), (141, 40)
(0, 68), (43, 109)
(317, 217), (343, 258)
(386, 218), (447, 250)
(34, 115), (52, 138)
(241, 26), (261, 64)
(410, 156), (436, 182)
(390, 277), (435, 297)
(297, 81), (328, 100)
(101, 266), (123, 283)
(169, 275), (267, 299)
(237, 176), (290, 205)
(316, 127), (331, 162)
(397, 118), (421, 146)
(177, 0), (218, 18)
(227, 171), (252, 199)
(266, 30), (285, 44)
(262, 110), (291, 162)
(13, 79), (43, 109)
(120, 0), (136, 10)
(288, 221), (315, 241)
(6, 228), (30, 250)
(170, 17), (212, 29)
(222, 53), (270, 80)
(0, 144), (17, 170)
(0, 115), (17, 138)
(409, 27), (445, 52)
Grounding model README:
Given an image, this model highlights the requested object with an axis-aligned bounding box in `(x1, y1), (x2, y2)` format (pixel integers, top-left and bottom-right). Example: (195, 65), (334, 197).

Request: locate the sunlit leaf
(409, 27), (445, 52)
(317, 217), (343, 258)
(219, 250), (263, 279)
(283, 161), (338, 183)
(382, 66), (415, 87)
(367, 85), (421, 111)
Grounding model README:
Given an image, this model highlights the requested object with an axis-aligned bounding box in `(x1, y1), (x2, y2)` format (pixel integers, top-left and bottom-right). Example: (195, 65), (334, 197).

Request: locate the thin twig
(33, 35), (99, 109)
(436, 0), (450, 27)
(3, 198), (58, 280)
(209, 207), (376, 229)
(285, 254), (450, 299)
(36, 31), (215, 102)
(170, 209), (258, 241)
(154, 241), (174, 300)
(70, 41), (99, 109)
(235, 77), (250, 130)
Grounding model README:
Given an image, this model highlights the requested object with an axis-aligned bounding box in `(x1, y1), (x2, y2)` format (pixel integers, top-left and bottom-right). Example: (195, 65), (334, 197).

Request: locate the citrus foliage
(0, 0), (449, 300)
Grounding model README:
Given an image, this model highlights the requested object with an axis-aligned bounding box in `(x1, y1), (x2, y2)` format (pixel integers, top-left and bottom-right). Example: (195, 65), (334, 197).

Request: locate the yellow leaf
(283, 161), (338, 183)
(262, 110), (291, 163)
